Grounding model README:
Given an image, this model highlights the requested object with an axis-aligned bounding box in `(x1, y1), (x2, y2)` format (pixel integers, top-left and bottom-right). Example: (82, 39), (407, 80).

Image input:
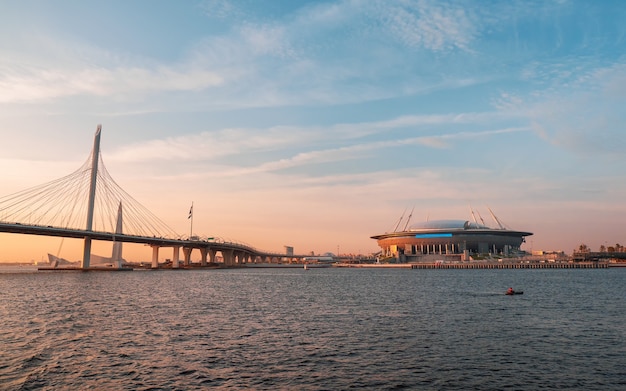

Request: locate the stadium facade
(371, 219), (533, 263)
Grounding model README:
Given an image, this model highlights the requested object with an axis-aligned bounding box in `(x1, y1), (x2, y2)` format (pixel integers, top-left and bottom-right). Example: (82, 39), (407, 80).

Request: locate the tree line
(577, 243), (625, 253)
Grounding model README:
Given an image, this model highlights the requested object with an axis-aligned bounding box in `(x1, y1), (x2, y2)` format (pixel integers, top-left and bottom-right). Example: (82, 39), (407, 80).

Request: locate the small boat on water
(505, 290), (523, 295)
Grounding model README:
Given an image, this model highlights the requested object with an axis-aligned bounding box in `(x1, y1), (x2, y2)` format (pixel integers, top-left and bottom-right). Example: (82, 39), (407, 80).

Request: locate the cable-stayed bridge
(0, 125), (303, 269)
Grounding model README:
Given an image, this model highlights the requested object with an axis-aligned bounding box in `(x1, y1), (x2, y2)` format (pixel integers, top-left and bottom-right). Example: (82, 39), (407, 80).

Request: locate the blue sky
(1, 0), (625, 261)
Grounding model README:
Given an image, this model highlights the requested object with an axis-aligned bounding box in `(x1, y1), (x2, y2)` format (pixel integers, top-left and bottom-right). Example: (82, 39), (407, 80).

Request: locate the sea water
(1, 266), (625, 390)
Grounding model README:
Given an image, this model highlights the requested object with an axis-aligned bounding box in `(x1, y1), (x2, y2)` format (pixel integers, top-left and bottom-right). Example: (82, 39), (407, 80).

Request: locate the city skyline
(1, 0), (626, 262)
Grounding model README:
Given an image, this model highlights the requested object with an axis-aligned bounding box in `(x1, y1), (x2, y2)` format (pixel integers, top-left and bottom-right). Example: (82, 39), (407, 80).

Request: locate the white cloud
(375, 0), (477, 51)
(522, 62), (626, 155)
(199, 0), (238, 19)
(0, 63), (224, 103)
(298, 0), (478, 51)
(0, 0), (487, 108)
(103, 110), (531, 182)
(239, 24), (295, 58)
(107, 125), (322, 162)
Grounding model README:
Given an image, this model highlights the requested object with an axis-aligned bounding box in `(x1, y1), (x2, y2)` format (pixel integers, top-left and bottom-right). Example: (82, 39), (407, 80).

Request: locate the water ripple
(1, 268), (625, 389)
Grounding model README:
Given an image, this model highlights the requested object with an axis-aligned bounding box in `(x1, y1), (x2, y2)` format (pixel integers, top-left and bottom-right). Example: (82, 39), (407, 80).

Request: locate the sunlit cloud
(105, 109), (531, 171)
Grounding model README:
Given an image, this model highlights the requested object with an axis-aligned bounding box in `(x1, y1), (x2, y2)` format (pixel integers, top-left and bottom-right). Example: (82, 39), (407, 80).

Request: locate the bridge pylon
(81, 125), (102, 269)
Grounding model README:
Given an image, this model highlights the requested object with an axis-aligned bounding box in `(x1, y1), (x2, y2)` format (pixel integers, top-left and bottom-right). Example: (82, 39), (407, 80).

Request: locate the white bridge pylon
(82, 125), (102, 268)
(78, 125), (185, 268)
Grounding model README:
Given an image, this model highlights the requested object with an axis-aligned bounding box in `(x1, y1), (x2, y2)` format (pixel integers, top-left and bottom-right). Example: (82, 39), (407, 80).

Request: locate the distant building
(371, 219), (532, 263)
(284, 246), (294, 256)
(531, 250), (568, 261)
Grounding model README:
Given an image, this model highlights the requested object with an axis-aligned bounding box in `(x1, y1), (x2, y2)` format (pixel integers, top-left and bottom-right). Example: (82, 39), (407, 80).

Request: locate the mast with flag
(188, 202), (194, 238)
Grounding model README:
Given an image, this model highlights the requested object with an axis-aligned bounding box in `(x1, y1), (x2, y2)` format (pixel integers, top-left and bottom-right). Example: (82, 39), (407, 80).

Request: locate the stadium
(371, 215), (533, 263)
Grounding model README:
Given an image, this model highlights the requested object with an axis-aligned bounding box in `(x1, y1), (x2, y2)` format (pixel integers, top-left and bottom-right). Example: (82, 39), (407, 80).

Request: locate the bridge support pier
(235, 251), (247, 264)
(222, 249), (234, 266)
(151, 246), (159, 269)
(183, 247), (192, 266)
(82, 237), (92, 269)
(172, 246), (180, 268)
(200, 248), (208, 266)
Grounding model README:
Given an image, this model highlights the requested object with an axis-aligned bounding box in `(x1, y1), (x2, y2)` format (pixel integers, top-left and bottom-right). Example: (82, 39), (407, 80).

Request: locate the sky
(1, 0), (626, 262)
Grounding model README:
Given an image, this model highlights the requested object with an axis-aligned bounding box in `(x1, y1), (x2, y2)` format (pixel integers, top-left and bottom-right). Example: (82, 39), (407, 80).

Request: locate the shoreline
(1, 261), (624, 272)
(335, 261), (615, 269)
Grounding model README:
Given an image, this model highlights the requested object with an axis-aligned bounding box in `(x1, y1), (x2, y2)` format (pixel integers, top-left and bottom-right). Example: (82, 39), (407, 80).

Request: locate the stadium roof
(409, 220), (490, 231)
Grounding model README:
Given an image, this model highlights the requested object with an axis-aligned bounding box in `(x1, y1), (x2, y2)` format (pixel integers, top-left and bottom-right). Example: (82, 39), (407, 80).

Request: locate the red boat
(505, 290), (523, 295)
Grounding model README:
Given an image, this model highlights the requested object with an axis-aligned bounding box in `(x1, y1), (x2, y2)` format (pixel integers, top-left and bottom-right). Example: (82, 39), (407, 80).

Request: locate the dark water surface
(1, 267), (625, 390)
